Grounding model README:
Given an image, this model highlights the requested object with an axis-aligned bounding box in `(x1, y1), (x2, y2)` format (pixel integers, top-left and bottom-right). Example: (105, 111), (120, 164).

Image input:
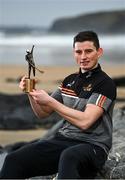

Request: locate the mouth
(80, 61), (89, 66)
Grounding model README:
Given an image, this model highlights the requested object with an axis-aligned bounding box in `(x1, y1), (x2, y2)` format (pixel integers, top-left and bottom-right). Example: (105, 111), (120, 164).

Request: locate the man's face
(73, 41), (103, 71)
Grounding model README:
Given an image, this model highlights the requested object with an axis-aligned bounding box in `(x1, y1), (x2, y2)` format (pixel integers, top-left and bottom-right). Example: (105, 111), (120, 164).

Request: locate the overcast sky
(0, 0), (125, 27)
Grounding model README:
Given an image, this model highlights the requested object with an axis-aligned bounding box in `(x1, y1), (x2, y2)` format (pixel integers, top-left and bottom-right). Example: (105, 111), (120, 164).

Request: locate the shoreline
(0, 65), (77, 94)
(0, 64), (125, 91)
(0, 64), (125, 107)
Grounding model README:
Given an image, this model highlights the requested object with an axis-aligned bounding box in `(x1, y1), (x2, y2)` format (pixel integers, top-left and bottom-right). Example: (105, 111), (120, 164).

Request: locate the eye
(85, 49), (93, 54)
(75, 50), (82, 54)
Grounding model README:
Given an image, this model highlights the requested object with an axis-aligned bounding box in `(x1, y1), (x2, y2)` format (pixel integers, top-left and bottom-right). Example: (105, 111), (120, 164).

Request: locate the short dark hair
(73, 31), (100, 49)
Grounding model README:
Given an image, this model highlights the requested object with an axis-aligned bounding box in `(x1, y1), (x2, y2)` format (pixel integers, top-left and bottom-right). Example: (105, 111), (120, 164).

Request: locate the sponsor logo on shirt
(83, 84), (92, 91)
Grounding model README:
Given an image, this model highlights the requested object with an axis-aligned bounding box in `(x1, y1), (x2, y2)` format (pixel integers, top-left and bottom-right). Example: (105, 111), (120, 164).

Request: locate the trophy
(24, 45), (44, 93)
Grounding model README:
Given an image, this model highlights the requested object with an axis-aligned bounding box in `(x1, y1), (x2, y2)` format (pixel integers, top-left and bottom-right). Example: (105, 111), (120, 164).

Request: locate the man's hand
(19, 76), (38, 92)
(29, 90), (104, 130)
(29, 89), (53, 106)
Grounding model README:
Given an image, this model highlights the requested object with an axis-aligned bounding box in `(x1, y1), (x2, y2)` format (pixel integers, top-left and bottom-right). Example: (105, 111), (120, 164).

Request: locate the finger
(29, 91), (36, 96)
(21, 75), (27, 82)
(19, 76), (27, 91)
(19, 84), (26, 92)
(32, 89), (36, 92)
(20, 75), (25, 80)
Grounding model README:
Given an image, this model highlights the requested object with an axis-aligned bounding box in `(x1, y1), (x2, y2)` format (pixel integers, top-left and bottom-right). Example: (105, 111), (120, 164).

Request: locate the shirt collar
(79, 64), (101, 78)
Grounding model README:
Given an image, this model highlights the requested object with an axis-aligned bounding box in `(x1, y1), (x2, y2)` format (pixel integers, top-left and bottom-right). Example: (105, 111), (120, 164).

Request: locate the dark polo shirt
(51, 64), (116, 152)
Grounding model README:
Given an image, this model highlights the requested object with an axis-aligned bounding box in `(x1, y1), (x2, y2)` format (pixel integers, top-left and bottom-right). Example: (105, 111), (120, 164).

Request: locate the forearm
(48, 97), (103, 130)
(28, 89), (103, 127)
(48, 98), (86, 129)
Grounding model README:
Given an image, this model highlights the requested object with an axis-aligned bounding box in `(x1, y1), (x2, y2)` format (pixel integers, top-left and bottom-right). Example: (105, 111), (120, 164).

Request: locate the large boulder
(0, 108), (125, 179)
(0, 93), (60, 130)
(99, 108), (125, 179)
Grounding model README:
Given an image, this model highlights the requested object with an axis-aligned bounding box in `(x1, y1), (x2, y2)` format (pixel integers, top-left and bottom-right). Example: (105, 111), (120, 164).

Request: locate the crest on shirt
(67, 81), (75, 87)
(83, 84), (92, 91)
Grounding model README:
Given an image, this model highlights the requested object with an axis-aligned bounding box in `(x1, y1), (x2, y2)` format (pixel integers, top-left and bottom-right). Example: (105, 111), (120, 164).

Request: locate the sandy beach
(0, 64), (125, 146)
(0, 129), (47, 146)
(0, 64), (124, 94)
(0, 65), (77, 94)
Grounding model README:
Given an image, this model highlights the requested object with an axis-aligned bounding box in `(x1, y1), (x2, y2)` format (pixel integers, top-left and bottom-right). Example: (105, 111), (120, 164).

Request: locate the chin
(80, 66), (90, 71)
(81, 64), (96, 71)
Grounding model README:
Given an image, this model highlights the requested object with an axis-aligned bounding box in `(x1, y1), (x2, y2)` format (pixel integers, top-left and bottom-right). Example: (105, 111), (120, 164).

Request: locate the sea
(0, 32), (125, 67)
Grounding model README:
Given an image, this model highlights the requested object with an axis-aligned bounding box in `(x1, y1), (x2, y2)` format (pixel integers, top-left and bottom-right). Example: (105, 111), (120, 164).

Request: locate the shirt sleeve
(87, 93), (113, 111)
(51, 88), (63, 103)
(87, 78), (116, 111)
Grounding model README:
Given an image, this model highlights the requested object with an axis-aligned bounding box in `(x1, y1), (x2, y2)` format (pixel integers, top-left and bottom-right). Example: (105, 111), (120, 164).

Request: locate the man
(0, 31), (116, 179)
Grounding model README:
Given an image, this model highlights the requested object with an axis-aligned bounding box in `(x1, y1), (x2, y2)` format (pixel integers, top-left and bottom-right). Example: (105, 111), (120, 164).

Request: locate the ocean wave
(0, 34), (73, 47)
(0, 34), (124, 65)
(0, 34), (124, 49)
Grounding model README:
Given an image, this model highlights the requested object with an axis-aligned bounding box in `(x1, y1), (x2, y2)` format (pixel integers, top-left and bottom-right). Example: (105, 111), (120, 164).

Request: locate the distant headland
(0, 9), (125, 35)
(49, 9), (125, 34)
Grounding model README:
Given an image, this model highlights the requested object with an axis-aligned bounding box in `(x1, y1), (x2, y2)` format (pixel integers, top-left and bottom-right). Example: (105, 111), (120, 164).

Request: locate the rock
(98, 109), (125, 179)
(0, 146), (3, 154)
(0, 93), (61, 130)
(113, 76), (125, 87)
(0, 108), (125, 179)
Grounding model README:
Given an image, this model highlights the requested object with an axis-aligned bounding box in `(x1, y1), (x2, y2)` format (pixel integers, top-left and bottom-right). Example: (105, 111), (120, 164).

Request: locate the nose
(81, 51), (87, 59)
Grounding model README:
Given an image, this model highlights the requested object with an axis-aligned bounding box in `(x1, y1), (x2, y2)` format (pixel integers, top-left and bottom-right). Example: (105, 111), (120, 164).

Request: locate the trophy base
(24, 78), (35, 93)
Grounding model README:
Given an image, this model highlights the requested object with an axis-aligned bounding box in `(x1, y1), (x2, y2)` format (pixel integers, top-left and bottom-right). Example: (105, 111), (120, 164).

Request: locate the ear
(97, 48), (103, 58)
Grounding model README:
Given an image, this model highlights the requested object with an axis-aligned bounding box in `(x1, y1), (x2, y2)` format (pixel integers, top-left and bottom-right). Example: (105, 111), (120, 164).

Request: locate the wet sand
(0, 129), (47, 146)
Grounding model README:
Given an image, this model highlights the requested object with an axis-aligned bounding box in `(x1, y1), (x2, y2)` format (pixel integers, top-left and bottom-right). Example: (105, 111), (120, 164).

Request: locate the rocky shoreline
(0, 108), (125, 179)
(0, 93), (61, 130)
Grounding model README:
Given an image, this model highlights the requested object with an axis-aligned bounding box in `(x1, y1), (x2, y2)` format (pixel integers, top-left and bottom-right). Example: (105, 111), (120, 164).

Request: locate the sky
(0, 0), (125, 28)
